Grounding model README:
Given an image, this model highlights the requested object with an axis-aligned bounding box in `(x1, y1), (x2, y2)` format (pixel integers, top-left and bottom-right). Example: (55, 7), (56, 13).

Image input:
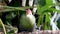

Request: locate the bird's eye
(29, 14), (31, 15)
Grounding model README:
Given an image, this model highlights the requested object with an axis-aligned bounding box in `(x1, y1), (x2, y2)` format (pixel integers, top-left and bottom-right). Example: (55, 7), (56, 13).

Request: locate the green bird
(18, 9), (36, 32)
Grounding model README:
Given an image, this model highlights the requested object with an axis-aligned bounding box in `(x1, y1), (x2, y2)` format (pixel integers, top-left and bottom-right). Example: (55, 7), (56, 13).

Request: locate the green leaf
(46, 0), (53, 6)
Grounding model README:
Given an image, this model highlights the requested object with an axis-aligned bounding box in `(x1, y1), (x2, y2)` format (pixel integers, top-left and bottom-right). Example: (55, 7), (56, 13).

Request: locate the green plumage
(19, 14), (35, 32)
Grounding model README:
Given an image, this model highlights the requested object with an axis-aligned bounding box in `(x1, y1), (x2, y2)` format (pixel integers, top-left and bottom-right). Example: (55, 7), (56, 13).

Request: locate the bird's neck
(27, 13), (33, 17)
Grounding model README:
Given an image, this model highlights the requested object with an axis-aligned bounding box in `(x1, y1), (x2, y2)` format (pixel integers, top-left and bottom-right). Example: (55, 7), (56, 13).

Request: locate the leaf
(0, 19), (7, 34)
(46, 0), (53, 6)
(45, 12), (50, 30)
(37, 0), (54, 30)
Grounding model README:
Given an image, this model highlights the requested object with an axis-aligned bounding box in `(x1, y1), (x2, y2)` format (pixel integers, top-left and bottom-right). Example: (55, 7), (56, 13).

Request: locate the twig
(0, 18), (7, 34)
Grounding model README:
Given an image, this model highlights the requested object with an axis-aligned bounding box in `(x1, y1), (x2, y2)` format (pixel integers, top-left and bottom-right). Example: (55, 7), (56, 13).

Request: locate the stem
(0, 18), (7, 34)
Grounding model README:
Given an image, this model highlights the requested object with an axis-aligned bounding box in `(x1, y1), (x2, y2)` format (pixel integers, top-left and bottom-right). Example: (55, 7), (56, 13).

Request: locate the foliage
(37, 0), (58, 30)
(0, 0), (60, 33)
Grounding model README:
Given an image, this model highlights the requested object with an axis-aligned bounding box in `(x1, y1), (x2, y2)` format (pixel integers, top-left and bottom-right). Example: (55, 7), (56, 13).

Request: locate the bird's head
(26, 9), (32, 15)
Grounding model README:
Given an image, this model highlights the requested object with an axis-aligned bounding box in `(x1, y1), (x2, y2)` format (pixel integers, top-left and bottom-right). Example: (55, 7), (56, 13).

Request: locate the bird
(18, 9), (36, 32)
